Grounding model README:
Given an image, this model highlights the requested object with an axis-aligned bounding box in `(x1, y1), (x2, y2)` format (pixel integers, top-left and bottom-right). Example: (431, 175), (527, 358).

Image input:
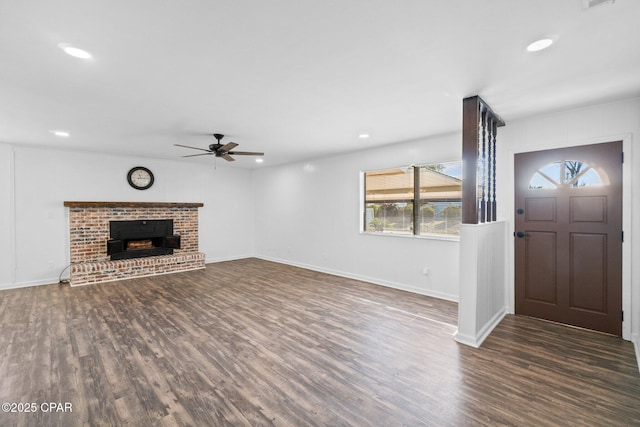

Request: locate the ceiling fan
(174, 133), (264, 162)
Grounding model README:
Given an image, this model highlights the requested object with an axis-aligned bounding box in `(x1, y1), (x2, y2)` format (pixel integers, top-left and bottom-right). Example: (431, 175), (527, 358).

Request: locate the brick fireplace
(64, 201), (206, 286)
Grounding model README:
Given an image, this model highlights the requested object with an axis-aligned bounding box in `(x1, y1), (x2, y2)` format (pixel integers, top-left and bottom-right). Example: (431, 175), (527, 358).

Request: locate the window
(363, 161), (462, 237)
(529, 160), (604, 189)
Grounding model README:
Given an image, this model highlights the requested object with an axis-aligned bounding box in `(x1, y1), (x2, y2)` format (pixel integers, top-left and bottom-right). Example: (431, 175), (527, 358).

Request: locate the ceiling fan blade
(221, 153), (235, 162)
(174, 144), (211, 152)
(219, 142), (238, 152)
(182, 153), (213, 158)
(227, 151), (265, 156)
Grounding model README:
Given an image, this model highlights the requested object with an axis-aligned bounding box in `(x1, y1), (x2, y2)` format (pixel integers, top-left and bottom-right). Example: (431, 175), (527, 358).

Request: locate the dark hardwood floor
(0, 258), (638, 426)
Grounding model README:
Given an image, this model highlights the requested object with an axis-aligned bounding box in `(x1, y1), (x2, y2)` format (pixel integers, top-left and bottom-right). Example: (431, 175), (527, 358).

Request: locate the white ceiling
(1, 0), (639, 168)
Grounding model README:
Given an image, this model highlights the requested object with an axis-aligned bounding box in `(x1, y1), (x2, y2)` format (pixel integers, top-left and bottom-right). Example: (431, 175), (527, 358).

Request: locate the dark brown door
(514, 141), (623, 335)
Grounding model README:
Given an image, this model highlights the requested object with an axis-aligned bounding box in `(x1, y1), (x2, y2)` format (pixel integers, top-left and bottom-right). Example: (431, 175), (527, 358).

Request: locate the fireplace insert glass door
(107, 219), (181, 260)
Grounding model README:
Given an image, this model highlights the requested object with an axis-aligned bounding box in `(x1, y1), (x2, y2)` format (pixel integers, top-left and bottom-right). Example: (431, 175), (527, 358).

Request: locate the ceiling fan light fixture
(175, 132), (264, 162)
(58, 43), (92, 59)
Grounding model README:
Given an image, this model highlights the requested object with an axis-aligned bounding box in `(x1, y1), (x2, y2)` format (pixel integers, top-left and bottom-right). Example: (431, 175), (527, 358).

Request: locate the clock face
(127, 167), (154, 190)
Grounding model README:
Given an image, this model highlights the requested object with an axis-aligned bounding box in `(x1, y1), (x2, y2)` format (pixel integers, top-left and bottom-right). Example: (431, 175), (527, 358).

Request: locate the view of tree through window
(363, 161), (462, 237)
(529, 160), (603, 189)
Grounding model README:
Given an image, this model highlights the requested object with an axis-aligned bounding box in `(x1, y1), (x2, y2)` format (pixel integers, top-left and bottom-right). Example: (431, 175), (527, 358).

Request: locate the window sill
(360, 231), (460, 242)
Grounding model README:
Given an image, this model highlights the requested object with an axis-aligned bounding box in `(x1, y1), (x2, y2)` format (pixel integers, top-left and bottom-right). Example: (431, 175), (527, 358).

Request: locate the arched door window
(529, 160), (604, 189)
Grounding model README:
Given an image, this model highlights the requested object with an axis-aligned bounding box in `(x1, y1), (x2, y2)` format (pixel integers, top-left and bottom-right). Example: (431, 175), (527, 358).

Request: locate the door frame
(506, 134), (633, 340)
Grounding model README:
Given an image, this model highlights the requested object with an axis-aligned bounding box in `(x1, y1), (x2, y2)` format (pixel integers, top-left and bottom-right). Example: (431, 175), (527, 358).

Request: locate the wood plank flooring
(0, 258), (638, 426)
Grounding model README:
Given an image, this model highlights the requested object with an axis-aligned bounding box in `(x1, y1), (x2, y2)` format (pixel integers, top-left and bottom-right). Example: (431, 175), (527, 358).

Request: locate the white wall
(2, 145), (254, 289)
(498, 97), (640, 344)
(456, 221), (508, 347)
(253, 134), (461, 301)
(0, 144), (14, 287)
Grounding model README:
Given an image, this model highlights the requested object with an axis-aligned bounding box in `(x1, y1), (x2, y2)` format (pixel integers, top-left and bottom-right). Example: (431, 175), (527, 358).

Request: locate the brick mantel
(64, 201), (204, 208)
(65, 201), (205, 286)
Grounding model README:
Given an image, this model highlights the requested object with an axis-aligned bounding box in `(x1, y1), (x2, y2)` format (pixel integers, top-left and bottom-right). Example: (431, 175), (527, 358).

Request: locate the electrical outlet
(422, 267), (430, 276)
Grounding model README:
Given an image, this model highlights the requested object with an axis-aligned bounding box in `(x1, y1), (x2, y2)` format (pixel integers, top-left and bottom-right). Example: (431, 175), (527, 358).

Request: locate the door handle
(515, 231), (530, 238)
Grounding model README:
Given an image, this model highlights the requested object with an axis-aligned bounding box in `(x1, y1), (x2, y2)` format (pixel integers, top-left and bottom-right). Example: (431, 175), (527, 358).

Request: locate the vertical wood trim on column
(487, 117), (493, 222)
(363, 172), (368, 231)
(462, 96), (481, 224)
(462, 96), (505, 225)
(480, 110), (487, 223)
(491, 120), (498, 221)
(413, 165), (420, 235)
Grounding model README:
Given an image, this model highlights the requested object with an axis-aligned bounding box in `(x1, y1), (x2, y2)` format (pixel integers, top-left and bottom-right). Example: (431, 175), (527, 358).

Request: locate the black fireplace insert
(107, 219), (181, 260)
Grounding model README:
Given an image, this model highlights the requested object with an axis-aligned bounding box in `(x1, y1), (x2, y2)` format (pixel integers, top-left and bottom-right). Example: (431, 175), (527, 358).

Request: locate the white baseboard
(0, 277), (60, 291)
(632, 332), (640, 374)
(205, 254), (256, 264)
(255, 255), (459, 302)
(455, 306), (508, 348)
(453, 331), (479, 347)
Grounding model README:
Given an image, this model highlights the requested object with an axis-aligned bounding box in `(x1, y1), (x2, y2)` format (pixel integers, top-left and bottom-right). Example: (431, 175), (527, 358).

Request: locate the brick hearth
(64, 201), (205, 286)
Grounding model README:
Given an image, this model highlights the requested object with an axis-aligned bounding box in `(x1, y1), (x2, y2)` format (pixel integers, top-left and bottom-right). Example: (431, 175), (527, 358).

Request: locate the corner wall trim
(455, 306), (508, 348)
(632, 332), (640, 374)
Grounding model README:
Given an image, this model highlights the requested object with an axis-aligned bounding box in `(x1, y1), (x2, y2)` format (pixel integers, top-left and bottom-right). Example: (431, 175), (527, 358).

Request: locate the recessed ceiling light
(58, 43), (92, 59)
(50, 130), (70, 137)
(255, 158), (264, 163)
(526, 38), (554, 52)
(358, 133), (370, 139)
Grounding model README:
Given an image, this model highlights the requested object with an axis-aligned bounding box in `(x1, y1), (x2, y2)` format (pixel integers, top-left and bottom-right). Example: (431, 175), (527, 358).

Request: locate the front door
(514, 141), (623, 335)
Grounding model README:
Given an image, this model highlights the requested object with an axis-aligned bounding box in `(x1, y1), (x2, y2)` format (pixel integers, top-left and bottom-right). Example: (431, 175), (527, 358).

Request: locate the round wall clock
(127, 166), (154, 190)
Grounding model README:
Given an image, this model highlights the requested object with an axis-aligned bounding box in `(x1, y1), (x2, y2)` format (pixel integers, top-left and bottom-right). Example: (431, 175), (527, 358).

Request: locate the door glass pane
(529, 172), (557, 189)
(563, 160), (603, 187)
(539, 161), (562, 184)
(563, 160), (586, 184)
(529, 160), (603, 189)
